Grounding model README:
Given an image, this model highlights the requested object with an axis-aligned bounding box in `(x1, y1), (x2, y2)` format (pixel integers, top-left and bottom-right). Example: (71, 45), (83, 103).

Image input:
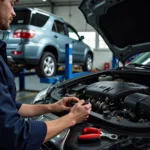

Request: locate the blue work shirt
(0, 40), (47, 150)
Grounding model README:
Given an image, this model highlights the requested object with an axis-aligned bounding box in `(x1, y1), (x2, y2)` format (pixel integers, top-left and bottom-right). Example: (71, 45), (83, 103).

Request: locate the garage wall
(94, 50), (113, 70)
(53, 6), (93, 31)
(37, 6), (113, 69)
(36, 6), (52, 13)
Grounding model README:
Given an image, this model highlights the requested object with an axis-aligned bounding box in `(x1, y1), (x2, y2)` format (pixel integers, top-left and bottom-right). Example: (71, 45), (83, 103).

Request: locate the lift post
(15, 69), (36, 91)
(65, 43), (73, 80)
(40, 43), (91, 84)
(112, 55), (118, 68)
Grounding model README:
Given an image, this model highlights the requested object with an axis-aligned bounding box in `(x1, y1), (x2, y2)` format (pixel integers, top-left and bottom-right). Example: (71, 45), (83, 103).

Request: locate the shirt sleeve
(16, 101), (22, 110)
(26, 120), (47, 150)
(0, 66), (47, 150)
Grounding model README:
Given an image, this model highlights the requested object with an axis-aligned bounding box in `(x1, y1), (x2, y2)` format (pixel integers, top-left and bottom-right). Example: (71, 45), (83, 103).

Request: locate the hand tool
(78, 127), (118, 142)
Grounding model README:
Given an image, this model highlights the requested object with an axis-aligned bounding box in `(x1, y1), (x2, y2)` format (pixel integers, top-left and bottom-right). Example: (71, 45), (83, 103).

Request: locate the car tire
(35, 52), (57, 78)
(82, 53), (93, 71)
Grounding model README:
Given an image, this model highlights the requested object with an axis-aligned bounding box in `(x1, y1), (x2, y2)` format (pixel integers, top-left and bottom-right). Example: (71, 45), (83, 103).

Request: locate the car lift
(112, 56), (118, 69)
(16, 44), (91, 90)
(40, 44), (91, 84)
(15, 70), (37, 91)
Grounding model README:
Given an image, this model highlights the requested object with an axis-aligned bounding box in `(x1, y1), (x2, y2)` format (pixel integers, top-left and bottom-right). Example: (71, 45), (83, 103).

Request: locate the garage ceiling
(17, 0), (82, 7)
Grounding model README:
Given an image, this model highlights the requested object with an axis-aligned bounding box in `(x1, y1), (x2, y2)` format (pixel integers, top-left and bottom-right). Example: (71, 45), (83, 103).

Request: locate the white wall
(53, 6), (93, 31)
(38, 7), (52, 12)
(38, 6), (113, 70)
(93, 50), (113, 70)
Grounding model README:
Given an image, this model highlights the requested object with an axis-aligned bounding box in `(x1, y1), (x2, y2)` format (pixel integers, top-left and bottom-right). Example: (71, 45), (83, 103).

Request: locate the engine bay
(48, 71), (150, 126)
(67, 81), (150, 122)
(38, 70), (150, 150)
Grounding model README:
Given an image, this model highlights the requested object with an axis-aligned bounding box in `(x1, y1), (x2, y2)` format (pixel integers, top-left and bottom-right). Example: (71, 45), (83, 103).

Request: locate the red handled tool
(78, 127), (118, 142)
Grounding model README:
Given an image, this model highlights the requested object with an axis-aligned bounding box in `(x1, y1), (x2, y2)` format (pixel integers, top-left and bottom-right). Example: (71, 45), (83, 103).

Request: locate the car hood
(79, 0), (150, 64)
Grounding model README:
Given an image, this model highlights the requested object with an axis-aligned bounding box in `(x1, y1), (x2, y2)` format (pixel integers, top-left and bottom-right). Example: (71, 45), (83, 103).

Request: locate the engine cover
(124, 93), (150, 120)
(85, 81), (149, 102)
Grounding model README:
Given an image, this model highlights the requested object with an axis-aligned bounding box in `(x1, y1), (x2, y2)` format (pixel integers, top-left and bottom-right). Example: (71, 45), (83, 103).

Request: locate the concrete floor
(16, 91), (38, 104)
(15, 73), (51, 104)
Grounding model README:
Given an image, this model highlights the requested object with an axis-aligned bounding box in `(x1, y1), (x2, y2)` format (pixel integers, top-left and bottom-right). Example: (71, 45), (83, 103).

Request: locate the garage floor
(15, 74), (50, 104)
(16, 91), (38, 104)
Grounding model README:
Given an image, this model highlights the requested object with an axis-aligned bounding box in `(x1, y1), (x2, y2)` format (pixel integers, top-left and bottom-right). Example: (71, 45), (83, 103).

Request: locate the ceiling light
(42, 0), (46, 2)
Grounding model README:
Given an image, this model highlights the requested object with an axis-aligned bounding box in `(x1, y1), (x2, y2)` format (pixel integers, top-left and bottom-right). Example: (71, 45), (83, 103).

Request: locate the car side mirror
(79, 36), (84, 41)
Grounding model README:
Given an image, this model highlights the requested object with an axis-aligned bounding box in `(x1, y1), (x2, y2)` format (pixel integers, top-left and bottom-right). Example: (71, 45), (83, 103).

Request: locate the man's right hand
(69, 100), (92, 125)
(44, 100), (92, 143)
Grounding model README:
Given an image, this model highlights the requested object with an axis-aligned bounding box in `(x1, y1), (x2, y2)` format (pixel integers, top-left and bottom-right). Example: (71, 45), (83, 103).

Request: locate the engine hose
(124, 111), (137, 122)
(112, 110), (136, 121)
(111, 110), (124, 116)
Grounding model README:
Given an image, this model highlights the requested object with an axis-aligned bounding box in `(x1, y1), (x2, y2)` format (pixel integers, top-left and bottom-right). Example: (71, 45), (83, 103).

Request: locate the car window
(67, 25), (79, 40)
(11, 10), (31, 25)
(54, 21), (66, 35)
(31, 13), (49, 27)
(52, 22), (57, 32)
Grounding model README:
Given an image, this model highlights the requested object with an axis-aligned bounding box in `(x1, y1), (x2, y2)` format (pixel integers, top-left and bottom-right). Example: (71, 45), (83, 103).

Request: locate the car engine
(49, 75), (150, 124)
(66, 81), (150, 122)
(36, 71), (150, 150)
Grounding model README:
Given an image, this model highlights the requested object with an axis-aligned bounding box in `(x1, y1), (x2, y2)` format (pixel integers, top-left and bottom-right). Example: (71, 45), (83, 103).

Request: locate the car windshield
(11, 10), (31, 25)
(127, 52), (150, 68)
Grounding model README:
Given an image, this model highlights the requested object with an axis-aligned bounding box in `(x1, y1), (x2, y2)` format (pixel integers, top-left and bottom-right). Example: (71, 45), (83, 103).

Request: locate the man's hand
(51, 97), (80, 112)
(69, 100), (92, 125)
(44, 99), (92, 142)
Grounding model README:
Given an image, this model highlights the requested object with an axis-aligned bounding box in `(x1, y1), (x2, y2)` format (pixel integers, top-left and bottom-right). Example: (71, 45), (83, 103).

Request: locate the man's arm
(44, 100), (91, 143)
(18, 97), (81, 118)
(18, 103), (56, 118)
(18, 99), (92, 144)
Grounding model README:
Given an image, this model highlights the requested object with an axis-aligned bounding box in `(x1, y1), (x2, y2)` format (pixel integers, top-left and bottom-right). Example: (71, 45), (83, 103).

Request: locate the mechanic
(0, 0), (92, 150)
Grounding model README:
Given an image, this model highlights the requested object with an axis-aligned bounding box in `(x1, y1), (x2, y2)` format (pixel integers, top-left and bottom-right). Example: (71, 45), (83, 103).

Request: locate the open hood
(79, 0), (150, 64)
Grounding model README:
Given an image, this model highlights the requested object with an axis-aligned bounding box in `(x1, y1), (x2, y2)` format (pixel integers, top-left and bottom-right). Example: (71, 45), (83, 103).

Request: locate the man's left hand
(51, 97), (80, 112)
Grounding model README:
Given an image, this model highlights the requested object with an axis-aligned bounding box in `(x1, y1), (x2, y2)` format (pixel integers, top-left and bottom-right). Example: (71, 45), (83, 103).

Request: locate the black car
(33, 0), (150, 149)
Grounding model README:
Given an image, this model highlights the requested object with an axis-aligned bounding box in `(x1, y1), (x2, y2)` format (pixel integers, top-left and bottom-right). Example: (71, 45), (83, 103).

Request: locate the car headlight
(31, 87), (49, 104)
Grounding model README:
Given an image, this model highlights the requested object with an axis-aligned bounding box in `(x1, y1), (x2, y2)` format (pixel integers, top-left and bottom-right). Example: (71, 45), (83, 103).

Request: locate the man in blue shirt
(0, 0), (92, 149)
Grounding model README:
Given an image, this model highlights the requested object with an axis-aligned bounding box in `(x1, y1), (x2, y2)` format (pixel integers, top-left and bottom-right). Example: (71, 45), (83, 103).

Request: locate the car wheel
(82, 54), (93, 71)
(35, 52), (56, 78)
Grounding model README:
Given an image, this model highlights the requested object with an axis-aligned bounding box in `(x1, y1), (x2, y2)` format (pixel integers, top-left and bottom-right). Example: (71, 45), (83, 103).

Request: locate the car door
(51, 20), (70, 63)
(66, 24), (87, 63)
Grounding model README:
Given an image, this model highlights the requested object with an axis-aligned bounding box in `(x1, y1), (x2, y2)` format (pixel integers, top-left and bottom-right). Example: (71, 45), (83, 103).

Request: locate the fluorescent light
(42, 0), (46, 2)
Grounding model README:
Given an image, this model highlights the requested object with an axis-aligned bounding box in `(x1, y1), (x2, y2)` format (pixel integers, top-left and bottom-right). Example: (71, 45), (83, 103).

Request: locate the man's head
(0, 0), (19, 30)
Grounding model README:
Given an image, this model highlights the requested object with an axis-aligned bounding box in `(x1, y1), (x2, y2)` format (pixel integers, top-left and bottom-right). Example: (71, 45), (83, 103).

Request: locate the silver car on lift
(6, 7), (93, 78)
